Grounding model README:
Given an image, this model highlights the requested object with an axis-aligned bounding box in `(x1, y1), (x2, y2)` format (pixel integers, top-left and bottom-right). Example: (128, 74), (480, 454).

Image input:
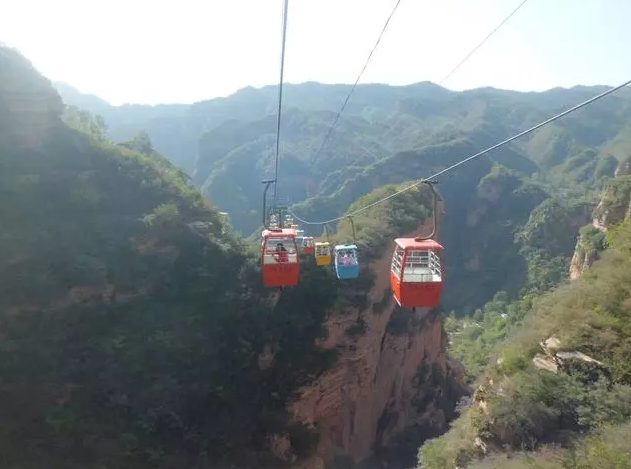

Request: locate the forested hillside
(419, 215), (631, 468)
(0, 46), (351, 469)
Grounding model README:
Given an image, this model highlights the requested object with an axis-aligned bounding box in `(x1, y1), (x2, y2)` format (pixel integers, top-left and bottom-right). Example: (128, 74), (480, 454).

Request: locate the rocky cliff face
(570, 157), (631, 280)
(289, 203), (467, 468)
(569, 240), (598, 280)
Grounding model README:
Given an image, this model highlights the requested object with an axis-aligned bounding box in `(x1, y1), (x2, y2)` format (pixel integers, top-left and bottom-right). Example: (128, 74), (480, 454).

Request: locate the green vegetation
(0, 47), (348, 469)
(334, 182), (433, 259)
(8, 43), (631, 469)
(577, 224), (606, 258)
(446, 197), (593, 379)
(419, 217), (631, 468)
(593, 174), (631, 221)
(517, 197), (592, 259)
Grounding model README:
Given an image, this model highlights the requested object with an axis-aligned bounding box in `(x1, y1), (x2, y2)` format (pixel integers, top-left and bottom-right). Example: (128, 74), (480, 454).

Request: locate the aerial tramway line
(255, 0), (631, 309)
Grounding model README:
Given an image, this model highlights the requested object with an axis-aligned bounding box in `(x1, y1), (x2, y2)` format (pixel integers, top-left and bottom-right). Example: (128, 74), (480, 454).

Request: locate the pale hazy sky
(2, 0), (630, 105)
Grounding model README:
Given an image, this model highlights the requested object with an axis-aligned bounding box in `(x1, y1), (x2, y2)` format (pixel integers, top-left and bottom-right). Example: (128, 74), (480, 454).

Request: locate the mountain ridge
(5, 41), (631, 469)
(55, 77), (631, 317)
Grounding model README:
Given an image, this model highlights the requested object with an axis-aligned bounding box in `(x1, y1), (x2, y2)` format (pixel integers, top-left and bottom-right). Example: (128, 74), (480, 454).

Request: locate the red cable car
(302, 236), (315, 255)
(389, 179), (443, 309)
(390, 238), (444, 309)
(261, 228), (300, 288)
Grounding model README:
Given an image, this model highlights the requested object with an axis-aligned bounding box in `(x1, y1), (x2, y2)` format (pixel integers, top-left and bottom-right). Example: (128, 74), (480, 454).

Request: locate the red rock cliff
(290, 201), (466, 468)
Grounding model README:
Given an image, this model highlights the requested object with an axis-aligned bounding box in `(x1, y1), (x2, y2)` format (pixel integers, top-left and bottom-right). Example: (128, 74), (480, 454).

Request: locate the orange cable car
(261, 228), (300, 288)
(390, 238), (443, 309)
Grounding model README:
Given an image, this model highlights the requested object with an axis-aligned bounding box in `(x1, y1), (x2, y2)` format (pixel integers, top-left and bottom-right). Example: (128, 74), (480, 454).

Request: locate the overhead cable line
(309, 0), (404, 164)
(271, 0), (290, 207)
(289, 79), (631, 225)
(326, 0), (532, 173)
(439, 0), (531, 85)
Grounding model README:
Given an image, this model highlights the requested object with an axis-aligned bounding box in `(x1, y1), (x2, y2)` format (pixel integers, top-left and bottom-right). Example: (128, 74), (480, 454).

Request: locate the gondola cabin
(334, 244), (359, 280)
(286, 224), (298, 235)
(315, 242), (332, 266)
(295, 229), (305, 250)
(303, 236), (315, 255)
(261, 228), (300, 288)
(390, 238), (443, 309)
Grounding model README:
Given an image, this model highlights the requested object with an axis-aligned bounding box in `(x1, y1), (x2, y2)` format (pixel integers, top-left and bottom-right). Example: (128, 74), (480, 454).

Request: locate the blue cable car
(334, 244), (359, 280)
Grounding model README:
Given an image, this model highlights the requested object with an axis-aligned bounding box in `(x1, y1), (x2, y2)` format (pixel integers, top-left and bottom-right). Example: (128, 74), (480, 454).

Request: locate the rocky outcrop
(532, 336), (608, 379)
(592, 156), (631, 230)
(467, 335), (611, 464)
(287, 203), (468, 468)
(569, 235), (600, 280)
(591, 195), (631, 231)
(570, 158), (631, 279)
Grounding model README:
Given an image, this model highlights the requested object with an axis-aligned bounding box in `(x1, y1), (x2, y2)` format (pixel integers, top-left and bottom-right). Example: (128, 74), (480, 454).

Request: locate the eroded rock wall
(290, 203), (467, 468)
